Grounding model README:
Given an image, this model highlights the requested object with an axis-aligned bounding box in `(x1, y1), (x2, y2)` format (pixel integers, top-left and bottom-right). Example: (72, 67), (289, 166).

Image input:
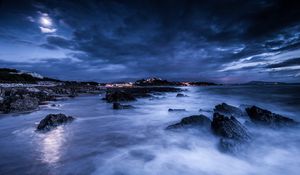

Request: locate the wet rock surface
(176, 93), (187, 97)
(104, 87), (181, 102)
(211, 113), (251, 141)
(168, 108), (186, 112)
(105, 91), (136, 103)
(246, 106), (298, 128)
(211, 113), (251, 153)
(37, 113), (75, 130)
(3, 97), (39, 113)
(0, 90), (40, 113)
(166, 115), (211, 129)
(214, 103), (245, 118)
(0, 84), (103, 113)
(113, 102), (134, 110)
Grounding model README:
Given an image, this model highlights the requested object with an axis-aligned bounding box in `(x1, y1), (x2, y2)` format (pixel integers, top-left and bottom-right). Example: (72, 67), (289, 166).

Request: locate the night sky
(1, 0), (300, 83)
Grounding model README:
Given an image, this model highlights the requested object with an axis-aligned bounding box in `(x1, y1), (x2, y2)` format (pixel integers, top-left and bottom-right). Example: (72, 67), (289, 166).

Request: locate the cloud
(26, 16), (35, 22)
(266, 57), (300, 68)
(39, 26), (56, 33)
(2, 0), (300, 83)
(46, 36), (73, 49)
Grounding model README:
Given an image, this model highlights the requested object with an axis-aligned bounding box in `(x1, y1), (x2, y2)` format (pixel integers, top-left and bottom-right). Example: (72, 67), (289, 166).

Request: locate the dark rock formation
(0, 68), (60, 83)
(168, 108), (186, 112)
(37, 113), (74, 130)
(245, 106), (298, 128)
(211, 113), (251, 153)
(113, 102), (134, 110)
(176, 93), (187, 97)
(186, 82), (217, 86)
(214, 103), (244, 117)
(104, 87), (180, 102)
(118, 87), (180, 96)
(0, 68), (104, 114)
(166, 115), (211, 129)
(104, 91), (136, 103)
(0, 95), (39, 113)
(211, 113), (250, 141)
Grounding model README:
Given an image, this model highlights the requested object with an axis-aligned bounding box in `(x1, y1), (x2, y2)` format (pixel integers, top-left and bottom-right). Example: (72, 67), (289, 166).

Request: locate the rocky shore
(166, 102), (298, 153)
(1, 68), (299, 156)
(1, 80), (299, 154)
(0, 83), (104, 113)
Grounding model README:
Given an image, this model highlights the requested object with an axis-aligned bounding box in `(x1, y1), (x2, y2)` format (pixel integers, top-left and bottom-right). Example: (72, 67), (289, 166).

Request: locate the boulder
(211, 113), (251, 153)
(104, 91), (136, 103)
(37, 113), (74, 130)
(245, 106), (298, 128)
(214, 103), (244, 117)
(112, 102), (134, 110)
(168, 108), (186, 112)
(211, 113), (251, 141)
(0, 95), (39, 113)
(166, 115), (211, 129)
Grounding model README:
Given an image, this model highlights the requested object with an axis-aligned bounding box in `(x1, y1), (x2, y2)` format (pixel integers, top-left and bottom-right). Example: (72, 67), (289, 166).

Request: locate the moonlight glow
(40, 16), (52, 27)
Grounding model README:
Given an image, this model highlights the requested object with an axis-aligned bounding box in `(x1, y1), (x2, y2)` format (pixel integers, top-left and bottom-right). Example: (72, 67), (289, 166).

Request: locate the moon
(40, 16), (52, 27)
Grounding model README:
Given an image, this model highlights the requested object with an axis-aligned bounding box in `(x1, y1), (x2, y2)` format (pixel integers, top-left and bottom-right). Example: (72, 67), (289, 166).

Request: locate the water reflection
(40, 127), (65, 164)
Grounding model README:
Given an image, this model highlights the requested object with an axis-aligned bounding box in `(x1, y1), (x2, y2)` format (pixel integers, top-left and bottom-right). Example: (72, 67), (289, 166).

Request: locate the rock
(166, 115), (211, 129)
(0, 95), (39, 113)
(218, 138), (245, 153)
(211, 113), (251, 153)
(211, 113), (251, 141)
(50, 104), (61, 107)
(113, 102), (134, 110)
(214, 103), (244, 117)
(176, 93), (187, 97)
(37, 113), (74, 130)
(168, 108), (186, 112)
(10, 97), (39, 112)
(245, 106), (298, 128)
(68, 93), (77, 98)
(105, 87), (180, 100)
(104, 90), (136, 103)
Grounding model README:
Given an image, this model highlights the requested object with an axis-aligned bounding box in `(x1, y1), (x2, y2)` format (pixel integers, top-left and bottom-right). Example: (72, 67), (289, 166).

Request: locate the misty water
(1, 85), (300, 175)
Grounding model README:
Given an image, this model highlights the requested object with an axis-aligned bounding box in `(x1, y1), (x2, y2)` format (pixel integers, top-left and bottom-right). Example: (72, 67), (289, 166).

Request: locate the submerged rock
(168, 108), (186, 112)
(245, 106), (298, 128)
(37, 113), (74, 130)
(176, 93), (187, 97)
(104, 91), (136, 103)
(211, 113), (251, 153)
(214, 103), (244, 118)
(166, 115), (211, 129)
(113, 102), (134, 110)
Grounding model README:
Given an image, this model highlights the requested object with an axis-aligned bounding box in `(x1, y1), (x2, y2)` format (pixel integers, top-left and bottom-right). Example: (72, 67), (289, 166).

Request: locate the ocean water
(0, 85), (300, 175)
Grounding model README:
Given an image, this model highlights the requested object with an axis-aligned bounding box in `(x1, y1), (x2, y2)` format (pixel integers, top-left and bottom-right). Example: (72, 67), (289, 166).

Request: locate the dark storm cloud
(1, 0), (300, 82)
(246, 0), (300, 38)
